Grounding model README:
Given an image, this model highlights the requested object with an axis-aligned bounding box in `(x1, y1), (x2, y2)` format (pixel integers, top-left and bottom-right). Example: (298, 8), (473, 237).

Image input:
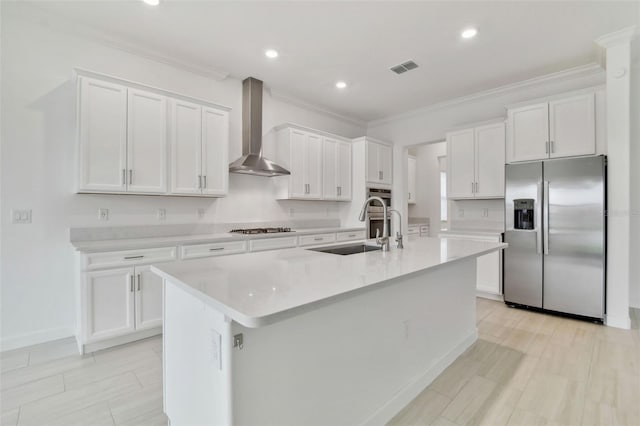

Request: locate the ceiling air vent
(390, 60), (419, 75)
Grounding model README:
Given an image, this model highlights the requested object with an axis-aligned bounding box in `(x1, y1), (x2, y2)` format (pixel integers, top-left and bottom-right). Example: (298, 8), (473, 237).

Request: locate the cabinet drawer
(84, 246), (177, 270)
(407, 226), (420, 235)
(181, 240), (246, 260)
(298, 233), (337, 247)
(336, 230), (366, 242)
(249, 236), (298, 252)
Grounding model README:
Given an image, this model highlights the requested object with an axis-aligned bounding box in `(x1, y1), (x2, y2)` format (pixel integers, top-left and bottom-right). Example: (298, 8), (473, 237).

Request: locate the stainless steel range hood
(229, 77), (290, 177)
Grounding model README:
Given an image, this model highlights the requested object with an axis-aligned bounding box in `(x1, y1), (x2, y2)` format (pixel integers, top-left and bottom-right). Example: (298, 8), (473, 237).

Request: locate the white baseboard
(362, 329), (478, 426)
(1, 327), (75, 352)
(606, 314), (631, 329)
(476, 290), (504, 301)
(81, 327), (162, 354)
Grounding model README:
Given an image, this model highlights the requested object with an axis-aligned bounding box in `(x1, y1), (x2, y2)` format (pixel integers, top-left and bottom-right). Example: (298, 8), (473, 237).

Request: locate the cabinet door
(407, 156), (417, 204)
(366, 142), (380, 184)
(170, 99), (202, 195)
(336, 141), (352, 201)
(549, 93), (595, 158)
(322, 138), (338, 200)
(201, 107), (229, 196)
(127, 88), (167, 193)
(85, 268), (135, 342)
(289, 130), (307, 198)
(475, 122), (505, 198)
(78, 77), (127, 192)
(134, 265), (163, 331)
(379, 144), (393, 185)
(447, 129), (475, 199)
(506, 103), (549, 163)
(305, 133), (323, 199)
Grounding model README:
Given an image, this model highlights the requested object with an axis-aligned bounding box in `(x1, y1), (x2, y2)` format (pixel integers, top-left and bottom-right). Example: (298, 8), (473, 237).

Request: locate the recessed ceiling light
(265, 49), (279, 59)
(142, 0), (159, 5)
(336, 81), (347, 89)
(461, 28), (478, 39)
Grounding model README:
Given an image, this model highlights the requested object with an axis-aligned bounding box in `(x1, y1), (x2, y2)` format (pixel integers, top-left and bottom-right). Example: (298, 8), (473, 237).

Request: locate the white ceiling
(29, 1), (638, 122)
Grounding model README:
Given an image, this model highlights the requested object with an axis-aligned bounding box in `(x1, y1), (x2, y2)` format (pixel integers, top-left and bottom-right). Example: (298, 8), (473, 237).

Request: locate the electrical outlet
(98, 208), (109, 221)
(403, 320), (410, 340)
(458, 209), (464, 218)
(197, 208), (205, 219)
(12, 209), (32, 224)
(157, 208), (166, 221)
(289, 208), (295, 217)
(483, 208), (489, 217)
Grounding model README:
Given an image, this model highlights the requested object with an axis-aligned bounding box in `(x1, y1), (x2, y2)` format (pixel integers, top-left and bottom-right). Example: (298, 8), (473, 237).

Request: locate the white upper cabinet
(474, 122), (506, 198)
(323, 137), (352, 201)
(201, 107), (229, 196)
(549, 93), (595, 158)
(447, 129), (475, 199)
(507, 92), (596, 163)
(447, 122), (505, 199)
(407, 156), (417, 204)
(78, 77), (127, 192)
(126, 88), (167, 194)
(170, 99), (202, 195)
(366, 140), (393, 187)
(77, 70), (230, 197)
(274, 125), (351, 201)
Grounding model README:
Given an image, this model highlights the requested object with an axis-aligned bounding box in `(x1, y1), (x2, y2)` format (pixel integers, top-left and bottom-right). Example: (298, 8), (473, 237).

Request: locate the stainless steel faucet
(389, 209), (404, 249)
(359, 196), (390, 251)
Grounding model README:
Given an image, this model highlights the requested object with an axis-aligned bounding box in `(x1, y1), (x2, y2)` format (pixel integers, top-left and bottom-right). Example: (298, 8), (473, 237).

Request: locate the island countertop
(151, 237), (506, 328)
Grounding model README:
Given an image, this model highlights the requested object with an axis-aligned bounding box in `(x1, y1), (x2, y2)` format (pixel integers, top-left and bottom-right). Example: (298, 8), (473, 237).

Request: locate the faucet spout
(359, 196), (389, 251)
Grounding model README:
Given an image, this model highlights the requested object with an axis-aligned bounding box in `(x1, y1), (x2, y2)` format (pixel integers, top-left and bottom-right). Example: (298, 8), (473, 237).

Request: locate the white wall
(630, 36), (640, 309)
(408, 142), (446, 230)
(0, 4), (365, 348)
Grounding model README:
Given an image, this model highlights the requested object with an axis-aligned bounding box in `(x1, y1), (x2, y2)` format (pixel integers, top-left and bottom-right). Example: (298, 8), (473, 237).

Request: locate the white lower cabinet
(298, 233), (337, 247)
(336, 230), (366, 242)
(84, 264), (163, 344)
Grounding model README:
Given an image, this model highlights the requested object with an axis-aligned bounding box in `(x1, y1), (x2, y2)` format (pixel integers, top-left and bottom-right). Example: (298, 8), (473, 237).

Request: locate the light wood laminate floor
(1, 300), (638, 426)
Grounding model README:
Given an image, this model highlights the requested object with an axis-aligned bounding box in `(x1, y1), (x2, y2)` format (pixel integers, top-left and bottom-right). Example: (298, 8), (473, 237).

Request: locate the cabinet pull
(379, 171), (383, 180)
(475, 182), (479, 193)
(130, 275), (134, 292)
(203, 175), (207, 189)
(122, 169), (126, 186)
(209, 247), (224, 251)
(349, 234), (357, 238)
(314, 237), (323, 241)
(124, 255), (144, 260)
(545, 141), (549, 154)
(471, 182), (474, 193)
(198, 175), (202, 189)
(128, 169), (133, 185)
(409, 192), (411, 199)
(550, 141), (555, 153)
(137, 274), (141, 291)
(337, 186), (340, 196)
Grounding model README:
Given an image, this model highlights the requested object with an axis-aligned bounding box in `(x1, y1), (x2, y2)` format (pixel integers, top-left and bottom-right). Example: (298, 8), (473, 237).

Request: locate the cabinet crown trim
(504, 85), (605, 110)
(352, 136), (393, 146)
(274, 122), (352, 142)
(74, 68), (232, 112)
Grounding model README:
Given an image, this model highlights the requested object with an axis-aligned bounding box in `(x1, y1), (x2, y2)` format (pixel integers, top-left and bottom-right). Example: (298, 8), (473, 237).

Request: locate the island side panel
(231, 258), (477, 426)
(163, 281), (233, 426)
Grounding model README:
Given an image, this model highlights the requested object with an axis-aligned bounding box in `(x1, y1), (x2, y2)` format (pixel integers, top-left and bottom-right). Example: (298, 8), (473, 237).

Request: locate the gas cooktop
(229, 227), (293, 235)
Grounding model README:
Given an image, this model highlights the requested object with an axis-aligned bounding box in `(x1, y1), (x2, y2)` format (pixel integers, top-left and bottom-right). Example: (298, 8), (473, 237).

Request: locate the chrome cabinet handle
(130, 275), (134, 292)
(349, 234), (357, 237)
(545, 141), (550, 154)
(137, 274), (141, 291)
(209, 247), (224, 251)
(198, 175), (202, 189)
(471, 182), (474, 193)
(203, 175), (207, 189)
(314, 237), (323, 241)
(378, 171), (383, 180)
(122, 169), (126, 186)
(475, 182), (479, 193)
(536, 181), (542, 254)
(124, 255), (144, 260)
(129, 169), (133, 185)
(550, 141), (555, 153)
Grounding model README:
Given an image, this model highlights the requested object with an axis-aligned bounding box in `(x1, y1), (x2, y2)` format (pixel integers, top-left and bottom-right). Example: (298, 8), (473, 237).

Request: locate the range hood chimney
(229, 77), (290, 177)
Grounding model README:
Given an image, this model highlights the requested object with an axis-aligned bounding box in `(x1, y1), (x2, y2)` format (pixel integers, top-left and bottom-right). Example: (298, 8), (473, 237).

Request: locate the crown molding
(9, 2), (229, 81)
(367, 63), (605, 128)
(269, 89), (367, 129)
(595, 26), (638, 48)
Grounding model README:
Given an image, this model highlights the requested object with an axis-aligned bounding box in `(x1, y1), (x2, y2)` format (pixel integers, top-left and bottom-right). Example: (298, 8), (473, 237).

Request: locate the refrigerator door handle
(536, 181), (543, 254)
(543, 180), (550, 255)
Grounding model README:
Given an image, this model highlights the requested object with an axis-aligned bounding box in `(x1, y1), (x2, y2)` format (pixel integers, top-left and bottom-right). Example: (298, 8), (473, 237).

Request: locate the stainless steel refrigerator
(504, 155), (606, 320)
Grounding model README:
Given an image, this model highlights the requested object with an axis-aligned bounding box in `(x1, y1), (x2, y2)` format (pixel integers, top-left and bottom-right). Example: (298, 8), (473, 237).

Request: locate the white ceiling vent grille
(390, 60), (419, 75)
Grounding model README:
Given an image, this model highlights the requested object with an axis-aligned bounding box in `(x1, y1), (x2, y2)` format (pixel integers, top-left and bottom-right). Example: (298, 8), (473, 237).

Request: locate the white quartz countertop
(438, 229), (504, 237)
(152, 237), (507, 328)
(71, 226), (365, 252)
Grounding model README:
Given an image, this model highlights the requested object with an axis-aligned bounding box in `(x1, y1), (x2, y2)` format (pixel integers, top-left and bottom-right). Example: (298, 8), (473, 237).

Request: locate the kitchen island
(152, 237), (506, 426)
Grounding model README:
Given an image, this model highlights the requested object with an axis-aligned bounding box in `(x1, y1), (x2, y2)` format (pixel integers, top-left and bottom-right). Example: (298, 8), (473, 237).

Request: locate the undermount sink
(308, 243), (382, 256)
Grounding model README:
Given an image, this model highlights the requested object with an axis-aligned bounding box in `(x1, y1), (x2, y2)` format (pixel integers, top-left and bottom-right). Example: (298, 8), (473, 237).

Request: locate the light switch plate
(210, 329), (222, 370)
(197, 208), (205, 219)
(157, 208), (166, 221)
(12, 209), (32, 224)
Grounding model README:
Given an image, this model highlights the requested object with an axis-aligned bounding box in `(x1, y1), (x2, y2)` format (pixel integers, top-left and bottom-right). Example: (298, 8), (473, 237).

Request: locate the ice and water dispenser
(513, 199), (534, 230)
